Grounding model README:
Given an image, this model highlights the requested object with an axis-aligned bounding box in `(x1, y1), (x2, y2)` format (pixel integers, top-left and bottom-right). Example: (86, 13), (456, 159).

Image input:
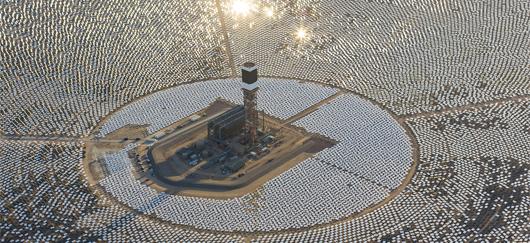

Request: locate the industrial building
(207, 105), (245, 141)
(206, 62), (261, 146)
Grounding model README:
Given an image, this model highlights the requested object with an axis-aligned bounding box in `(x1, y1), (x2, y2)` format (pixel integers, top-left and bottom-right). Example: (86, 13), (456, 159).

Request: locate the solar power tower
(241, 62), (259, 145)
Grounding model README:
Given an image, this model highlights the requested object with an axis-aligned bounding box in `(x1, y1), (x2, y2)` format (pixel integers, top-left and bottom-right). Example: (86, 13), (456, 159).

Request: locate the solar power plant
(1, 0), (529, 242)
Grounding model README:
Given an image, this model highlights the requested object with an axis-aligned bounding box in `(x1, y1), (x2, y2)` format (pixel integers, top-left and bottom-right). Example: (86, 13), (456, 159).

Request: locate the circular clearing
(84, 78), (414, 232)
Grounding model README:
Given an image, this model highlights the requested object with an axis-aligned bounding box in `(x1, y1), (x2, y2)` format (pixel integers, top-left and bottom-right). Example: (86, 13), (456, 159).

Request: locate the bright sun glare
(296, 28), (307, 39)
(264, 7), (274, 17)
(231, 0), (252, 16)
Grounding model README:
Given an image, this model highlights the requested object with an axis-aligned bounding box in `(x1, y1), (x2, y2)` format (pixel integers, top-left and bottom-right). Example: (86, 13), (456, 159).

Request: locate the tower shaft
(243, 88), (259, 145)
(241, 62), (259, 146)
